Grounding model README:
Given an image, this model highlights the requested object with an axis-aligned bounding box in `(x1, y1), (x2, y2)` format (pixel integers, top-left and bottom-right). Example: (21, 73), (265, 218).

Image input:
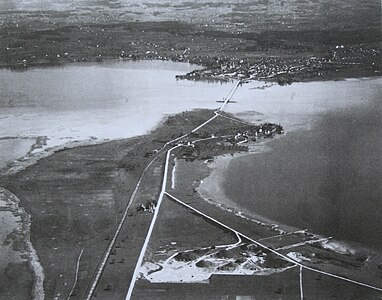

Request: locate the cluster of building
(136, 200), (157, 213)
(176, 45), (381, 83)
(177, 123), (284, 161)
(218, 123), (284, 143)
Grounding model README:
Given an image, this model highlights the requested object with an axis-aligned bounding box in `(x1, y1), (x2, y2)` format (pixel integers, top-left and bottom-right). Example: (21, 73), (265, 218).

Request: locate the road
(164, 192), (382, 293)
(124, 81), (242, 299)
(85, 145), (167, 300)
(92, 77), (382, 299)
(67, 248), (84, 300)
(125, 145), (180, 300)
(85, 80), (242, 299)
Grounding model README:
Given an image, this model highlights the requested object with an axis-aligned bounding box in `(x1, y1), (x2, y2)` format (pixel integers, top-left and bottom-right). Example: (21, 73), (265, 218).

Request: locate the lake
(0, 60), (235, 168)
(1, 60), (381, 249)
(222, 78), (382, 249)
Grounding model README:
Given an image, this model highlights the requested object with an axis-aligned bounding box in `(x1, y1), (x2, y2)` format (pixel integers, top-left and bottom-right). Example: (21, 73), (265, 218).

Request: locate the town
(176, 45), (381, 84)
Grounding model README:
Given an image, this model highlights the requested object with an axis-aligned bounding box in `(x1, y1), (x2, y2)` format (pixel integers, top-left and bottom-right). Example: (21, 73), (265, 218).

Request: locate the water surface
(223, 78), (382, 248)
(1, 61), (381, 249)
(0, 60), (234, 168)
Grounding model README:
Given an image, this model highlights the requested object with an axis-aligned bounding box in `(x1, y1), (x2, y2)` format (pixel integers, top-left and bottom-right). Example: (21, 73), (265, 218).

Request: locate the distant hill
(1, 0), (380, 33)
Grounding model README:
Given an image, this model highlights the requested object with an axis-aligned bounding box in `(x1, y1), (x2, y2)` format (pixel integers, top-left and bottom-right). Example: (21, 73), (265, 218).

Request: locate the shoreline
(0, 187), (45, 300)
(2, 108), (235, 299)
(1, 72), (381, 297)
(1, 57), (381, 85)
(195, 136), (376, 256)
(2, 72), (380, 178)
(1, 4), (381, 298)
(0, 137), (112, 176)
(0, 109), (178, 177)
(142, 131), (382, 294)
(196, 138), (299, 235)
(2, 105), (381, 298)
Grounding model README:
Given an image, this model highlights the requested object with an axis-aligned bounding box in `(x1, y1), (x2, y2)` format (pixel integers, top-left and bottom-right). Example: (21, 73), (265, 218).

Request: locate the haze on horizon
(1, 0), (380, 33)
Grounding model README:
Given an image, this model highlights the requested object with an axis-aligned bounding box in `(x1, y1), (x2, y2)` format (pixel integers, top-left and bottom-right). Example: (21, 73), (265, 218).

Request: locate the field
(1, 0), (379, 33)
(0, 0), (380, 82)
(0, 109), (268, 299)
(1, 1), (381, 299)
(131, 143), (382, 299)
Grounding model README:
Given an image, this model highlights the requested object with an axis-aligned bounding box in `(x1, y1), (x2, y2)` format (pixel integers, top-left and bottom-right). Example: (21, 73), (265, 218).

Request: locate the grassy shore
(1, 107), (381, 299)
(0, 109), (253, 299)
(137, 140), (382, 299)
